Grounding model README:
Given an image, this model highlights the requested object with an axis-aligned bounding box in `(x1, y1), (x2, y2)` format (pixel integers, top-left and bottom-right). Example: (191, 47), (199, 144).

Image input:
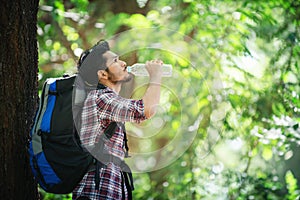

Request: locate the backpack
(28, 74), (133, 195)
(28, 74), (92, 194)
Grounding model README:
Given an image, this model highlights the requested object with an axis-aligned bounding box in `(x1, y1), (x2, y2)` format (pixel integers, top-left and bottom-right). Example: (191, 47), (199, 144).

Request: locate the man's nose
(121, 61), (127, 67)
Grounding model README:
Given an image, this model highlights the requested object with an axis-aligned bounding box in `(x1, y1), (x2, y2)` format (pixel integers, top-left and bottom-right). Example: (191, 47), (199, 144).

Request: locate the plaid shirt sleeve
(96, 89), (147, 123)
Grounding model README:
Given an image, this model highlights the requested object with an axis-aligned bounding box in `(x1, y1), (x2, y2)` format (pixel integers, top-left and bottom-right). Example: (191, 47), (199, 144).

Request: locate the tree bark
(0, 0), (39, 199)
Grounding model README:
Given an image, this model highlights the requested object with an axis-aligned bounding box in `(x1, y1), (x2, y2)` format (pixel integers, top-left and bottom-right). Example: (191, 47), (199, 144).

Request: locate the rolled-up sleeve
(96, 91), (147, 123)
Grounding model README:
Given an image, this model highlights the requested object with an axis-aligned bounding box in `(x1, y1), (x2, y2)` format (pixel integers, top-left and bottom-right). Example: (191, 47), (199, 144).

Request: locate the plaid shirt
(72, 86), (146, 200)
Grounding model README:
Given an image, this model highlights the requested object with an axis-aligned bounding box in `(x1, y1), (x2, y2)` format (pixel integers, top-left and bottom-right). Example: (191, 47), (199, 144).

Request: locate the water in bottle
(127, 63), (172, 77)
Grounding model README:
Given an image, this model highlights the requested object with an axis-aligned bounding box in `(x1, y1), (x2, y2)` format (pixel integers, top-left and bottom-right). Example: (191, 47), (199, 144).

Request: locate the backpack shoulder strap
(118, 122), (130, 158)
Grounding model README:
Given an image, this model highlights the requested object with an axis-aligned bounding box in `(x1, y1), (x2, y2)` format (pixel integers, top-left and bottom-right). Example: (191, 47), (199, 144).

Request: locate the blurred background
(37, 0), (300, 199)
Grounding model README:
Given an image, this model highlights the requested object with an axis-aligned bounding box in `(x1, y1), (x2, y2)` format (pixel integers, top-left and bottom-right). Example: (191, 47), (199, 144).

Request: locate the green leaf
(54, 0), (64, 12)
(285, 170), (300, 200)
(262, 147), (273, 160)
(71, 0), (88, 11)
(124, 14), (152, 28)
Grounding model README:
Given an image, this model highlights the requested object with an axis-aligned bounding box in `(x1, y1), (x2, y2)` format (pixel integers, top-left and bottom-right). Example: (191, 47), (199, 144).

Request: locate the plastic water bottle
(127, 63), (172, 77)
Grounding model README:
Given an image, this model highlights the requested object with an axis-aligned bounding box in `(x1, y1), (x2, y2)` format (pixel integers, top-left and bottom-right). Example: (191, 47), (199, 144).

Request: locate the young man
(72, 40), (163, 200)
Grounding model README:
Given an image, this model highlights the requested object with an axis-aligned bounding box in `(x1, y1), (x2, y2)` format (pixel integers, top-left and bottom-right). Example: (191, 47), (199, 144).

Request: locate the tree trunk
(0, 0), (39, 199)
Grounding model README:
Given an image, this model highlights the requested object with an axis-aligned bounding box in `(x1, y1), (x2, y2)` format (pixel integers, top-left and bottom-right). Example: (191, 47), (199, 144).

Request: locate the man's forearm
(142, 76), (162, 118)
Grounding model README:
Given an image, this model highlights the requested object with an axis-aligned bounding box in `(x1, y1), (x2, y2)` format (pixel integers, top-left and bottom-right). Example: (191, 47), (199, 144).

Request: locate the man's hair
(78, 40), (110, 86)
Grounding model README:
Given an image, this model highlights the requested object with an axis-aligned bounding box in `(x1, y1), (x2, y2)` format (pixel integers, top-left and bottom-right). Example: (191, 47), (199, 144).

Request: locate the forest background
(1, 0), (300, 199)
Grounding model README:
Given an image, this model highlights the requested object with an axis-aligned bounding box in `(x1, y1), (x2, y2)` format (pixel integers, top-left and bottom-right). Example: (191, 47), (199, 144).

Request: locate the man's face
(103, 51), (132, 83)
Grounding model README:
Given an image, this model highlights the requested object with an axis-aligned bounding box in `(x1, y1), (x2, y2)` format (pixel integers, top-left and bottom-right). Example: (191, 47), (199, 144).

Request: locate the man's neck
(100, 81), (122, 94)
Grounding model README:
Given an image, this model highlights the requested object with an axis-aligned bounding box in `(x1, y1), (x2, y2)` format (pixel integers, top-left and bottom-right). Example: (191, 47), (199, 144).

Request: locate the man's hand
(145, 60), (163, 79)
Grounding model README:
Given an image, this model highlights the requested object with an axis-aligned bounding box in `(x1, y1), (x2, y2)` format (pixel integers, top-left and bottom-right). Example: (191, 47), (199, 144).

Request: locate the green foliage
(39, 187), (71, 200)
(37, 0), (300, 199)
(285, 171), (300, 200)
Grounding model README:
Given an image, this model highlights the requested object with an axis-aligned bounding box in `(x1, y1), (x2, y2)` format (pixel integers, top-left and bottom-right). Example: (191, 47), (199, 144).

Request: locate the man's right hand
(145, 60), (163, 80)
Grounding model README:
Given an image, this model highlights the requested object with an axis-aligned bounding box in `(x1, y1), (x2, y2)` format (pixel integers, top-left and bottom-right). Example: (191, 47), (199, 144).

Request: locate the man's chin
(111, 73), (133, 84)
(121, 73), (133, 83)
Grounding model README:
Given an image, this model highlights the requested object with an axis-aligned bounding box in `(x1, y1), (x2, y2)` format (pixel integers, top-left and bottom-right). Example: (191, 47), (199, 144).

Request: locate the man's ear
(97, 69), (108, 80)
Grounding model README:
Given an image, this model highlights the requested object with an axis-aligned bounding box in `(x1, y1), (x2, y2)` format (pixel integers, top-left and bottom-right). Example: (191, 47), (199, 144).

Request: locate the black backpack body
(29, 74), (93, 194)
